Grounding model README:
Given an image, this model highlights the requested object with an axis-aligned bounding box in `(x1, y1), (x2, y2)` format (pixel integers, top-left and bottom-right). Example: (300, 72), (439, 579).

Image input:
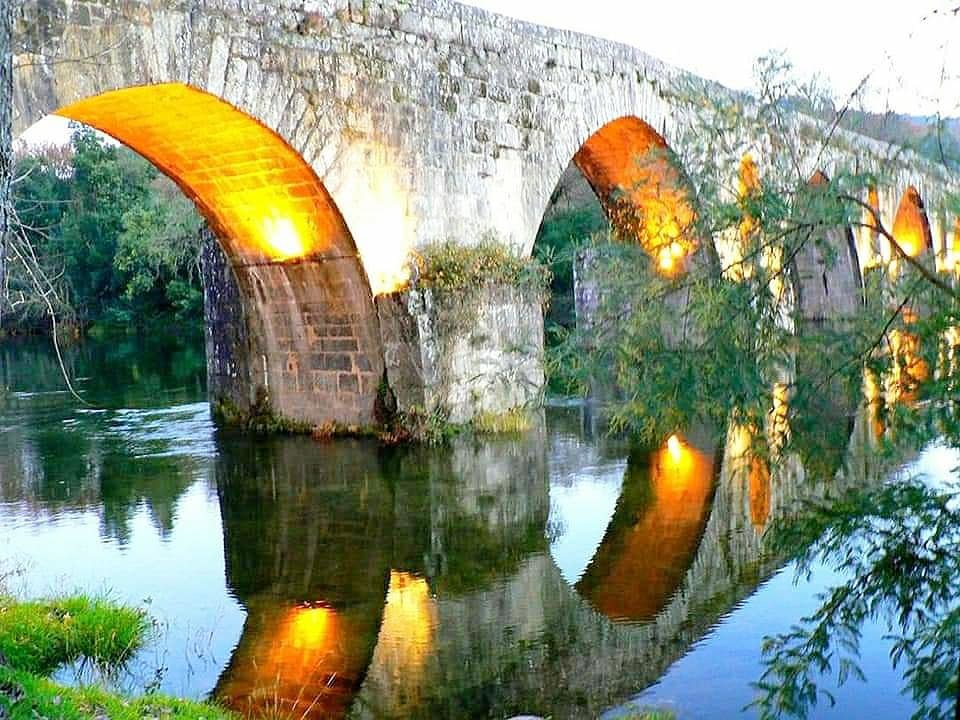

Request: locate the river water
(0, 332), (936, 718)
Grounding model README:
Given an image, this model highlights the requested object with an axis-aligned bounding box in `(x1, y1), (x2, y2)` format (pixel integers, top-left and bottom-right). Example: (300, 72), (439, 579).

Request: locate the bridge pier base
(201, 230), (386, 428)
(202, 232), (546, 430)
(376, 286), (545, 425)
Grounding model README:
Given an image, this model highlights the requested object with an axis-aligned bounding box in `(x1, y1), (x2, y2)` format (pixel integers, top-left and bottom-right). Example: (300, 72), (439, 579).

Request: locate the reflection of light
(378, 571), (436, 674)
(667, 434), (682, 461)
(658, 433), (696, 486)
(363, 571), (438, 714)
(286, 605), (332, 650)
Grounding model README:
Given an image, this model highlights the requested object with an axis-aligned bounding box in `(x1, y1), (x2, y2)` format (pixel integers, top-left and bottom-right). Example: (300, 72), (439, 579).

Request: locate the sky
(19, 0), (960, 147)
(464, 0), (959, 116)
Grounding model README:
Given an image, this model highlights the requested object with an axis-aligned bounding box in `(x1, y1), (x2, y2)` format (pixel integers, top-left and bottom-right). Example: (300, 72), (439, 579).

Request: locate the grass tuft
(0, 595), (236, 720)
(0, 596), (147, 675)
(0, 666), (235, 720)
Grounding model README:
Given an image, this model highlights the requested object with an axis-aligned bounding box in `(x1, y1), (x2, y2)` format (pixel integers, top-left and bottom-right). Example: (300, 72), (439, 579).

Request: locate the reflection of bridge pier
(212, 394), (898, 720)
(214, 437), (393, 720)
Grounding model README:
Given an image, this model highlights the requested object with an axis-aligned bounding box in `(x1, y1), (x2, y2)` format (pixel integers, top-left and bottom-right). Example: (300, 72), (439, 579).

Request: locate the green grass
(0, 596), (147, 675)
(0, 595), (236, 720)
(471, 407), (533, 434)
(0, 666), (234, 720)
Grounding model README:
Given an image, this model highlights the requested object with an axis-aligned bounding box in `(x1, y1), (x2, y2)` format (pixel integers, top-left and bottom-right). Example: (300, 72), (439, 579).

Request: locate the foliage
(5, 126), (202, 332)
(0, 595), (147, 675)
(471, 407), (534, 435)
(534, 206), (608, 332)
(0, 665), (234, 720)
(411, 239), (551, 294)
(0, 594), (235, 719)
(753, 478), (960, 720)
(212, 389), (313, 436)
(543, 51), (960, 717)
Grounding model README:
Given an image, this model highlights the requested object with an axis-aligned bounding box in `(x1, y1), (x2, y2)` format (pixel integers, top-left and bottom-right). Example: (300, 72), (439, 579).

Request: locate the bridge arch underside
(37, 83), (386, 426)
(565, 116), (704, 274)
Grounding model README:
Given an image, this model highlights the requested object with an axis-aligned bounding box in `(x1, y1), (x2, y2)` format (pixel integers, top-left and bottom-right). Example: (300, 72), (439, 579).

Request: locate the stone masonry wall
(377, 285), (545, 424)
(201, 228), (386, 426)
(11, 0), (960, 426)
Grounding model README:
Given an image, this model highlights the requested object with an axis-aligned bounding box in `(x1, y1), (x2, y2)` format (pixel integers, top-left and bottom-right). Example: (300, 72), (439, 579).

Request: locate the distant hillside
(788, 97), (960, 170)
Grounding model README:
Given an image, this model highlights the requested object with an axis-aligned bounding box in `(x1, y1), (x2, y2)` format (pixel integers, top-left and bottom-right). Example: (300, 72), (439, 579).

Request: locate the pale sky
(465, 0), (959, 116)
(19, 0), (960, 147)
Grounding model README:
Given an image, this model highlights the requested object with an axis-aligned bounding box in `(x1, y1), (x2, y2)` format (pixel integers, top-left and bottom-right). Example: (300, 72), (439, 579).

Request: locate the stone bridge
(8, 0), (960, 426)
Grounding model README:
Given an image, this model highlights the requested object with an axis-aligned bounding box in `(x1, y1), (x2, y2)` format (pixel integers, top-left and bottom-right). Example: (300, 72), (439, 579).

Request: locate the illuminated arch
(17, 82), (388, 426)
(569, 116), (701, 275)
(891, 185), (933, 259)
(53, 83), (359, 269)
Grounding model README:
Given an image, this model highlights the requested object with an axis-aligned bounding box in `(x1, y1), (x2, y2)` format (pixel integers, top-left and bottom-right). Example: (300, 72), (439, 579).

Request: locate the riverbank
(0, 595), (234, 720)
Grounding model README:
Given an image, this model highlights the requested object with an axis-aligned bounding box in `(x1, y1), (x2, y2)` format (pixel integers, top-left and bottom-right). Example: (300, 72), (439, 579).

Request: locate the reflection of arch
(55, 84), (357, 265)
(214, 438), (393, 719)
(892, 185), (933, 258)
(568, 117), (703, 274)
(575, 434), (717, 622)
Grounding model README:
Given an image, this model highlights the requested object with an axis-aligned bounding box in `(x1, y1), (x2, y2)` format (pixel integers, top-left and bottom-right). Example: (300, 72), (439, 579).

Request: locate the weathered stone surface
(377, 285), (545, 424)
(202, 228), (385, 426)
(8, 0), (960, 424)
(0, 0), (10, 331)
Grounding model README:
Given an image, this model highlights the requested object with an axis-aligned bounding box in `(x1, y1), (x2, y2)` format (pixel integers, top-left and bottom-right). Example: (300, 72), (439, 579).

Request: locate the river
(0, 331), (938, 718)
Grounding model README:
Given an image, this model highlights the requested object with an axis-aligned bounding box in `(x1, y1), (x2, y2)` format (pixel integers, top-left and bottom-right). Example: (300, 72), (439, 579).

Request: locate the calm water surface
(0, 333), (933, 718)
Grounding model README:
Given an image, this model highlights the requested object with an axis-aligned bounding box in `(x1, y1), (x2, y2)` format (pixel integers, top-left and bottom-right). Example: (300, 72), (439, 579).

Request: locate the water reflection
(577, 430), (717, 622)
(0, 334), (917, 719)
(214, 437), (392, 719)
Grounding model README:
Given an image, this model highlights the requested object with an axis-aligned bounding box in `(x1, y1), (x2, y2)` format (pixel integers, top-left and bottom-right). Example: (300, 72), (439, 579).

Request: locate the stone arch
(791, 170), (864, 322)
(14, 80), (386, 426)
(542, 115), (705, 276)
(53, 84), (357, 266)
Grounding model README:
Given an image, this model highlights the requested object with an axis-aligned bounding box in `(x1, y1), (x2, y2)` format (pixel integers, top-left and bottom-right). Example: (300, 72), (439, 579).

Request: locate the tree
(547, 51), (960, 718)
(0, 0), (11, 331)
(4, 127), (203, 332)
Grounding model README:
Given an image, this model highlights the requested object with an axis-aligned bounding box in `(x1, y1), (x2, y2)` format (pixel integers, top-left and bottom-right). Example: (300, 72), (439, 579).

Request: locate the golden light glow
(861, 186), (886, 269)
(334, 143), (415, 295)
(574, 117), (698, 277)
(944, 218), (960, 273)
(577, 433), (715, 622)
(891, 186), (932, 261)
(55, 83), (354, 265)
(261, 215), (306, 260)
(749, 456), (771, 531)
